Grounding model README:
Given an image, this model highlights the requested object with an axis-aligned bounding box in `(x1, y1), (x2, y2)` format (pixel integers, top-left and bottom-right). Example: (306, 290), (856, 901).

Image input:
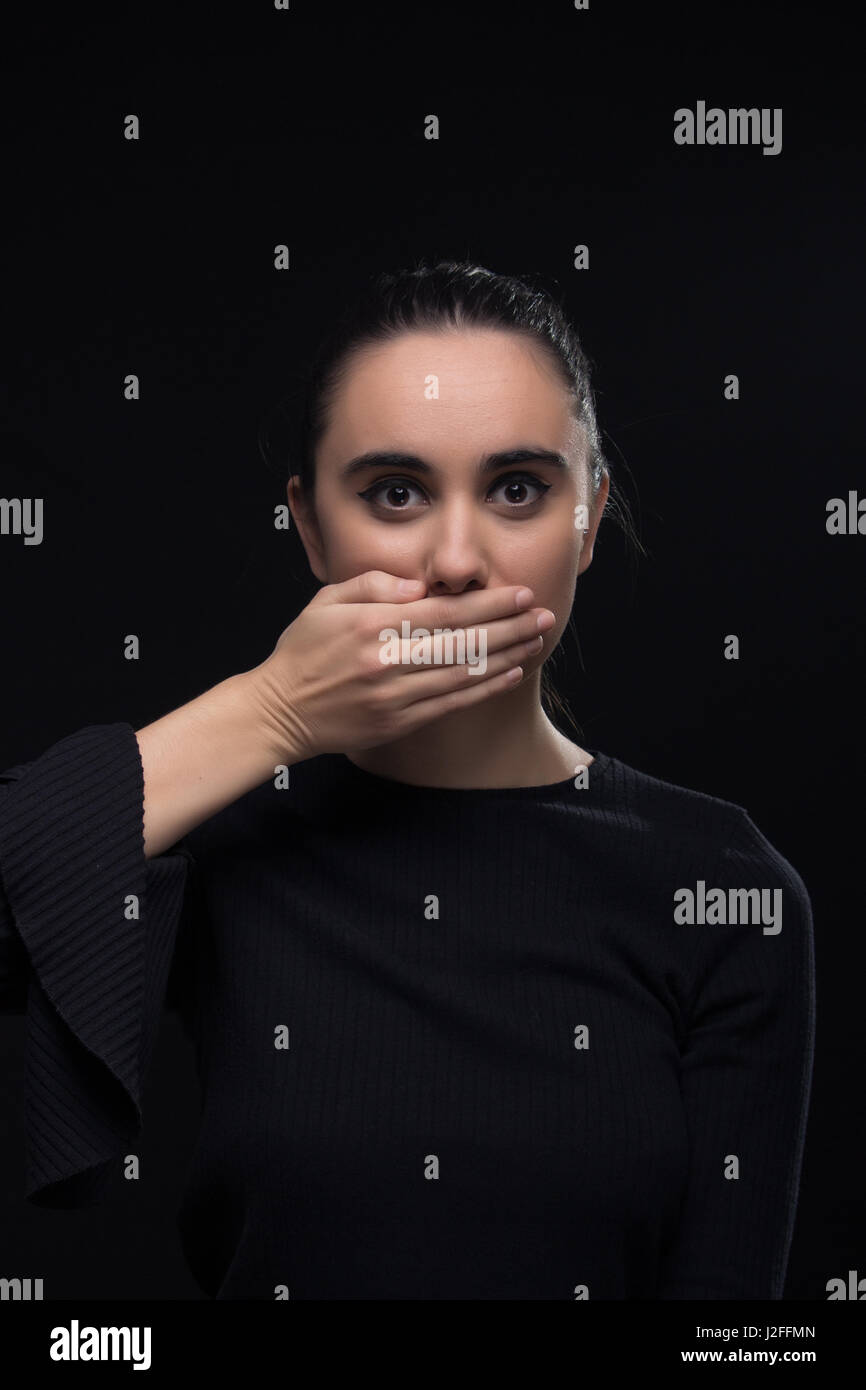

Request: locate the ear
(577, 470), (610, 576)
(287, 475), (327, 583)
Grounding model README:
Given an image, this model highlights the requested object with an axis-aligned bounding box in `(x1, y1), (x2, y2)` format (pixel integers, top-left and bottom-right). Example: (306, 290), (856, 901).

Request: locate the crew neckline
(336, 748), (612, 800)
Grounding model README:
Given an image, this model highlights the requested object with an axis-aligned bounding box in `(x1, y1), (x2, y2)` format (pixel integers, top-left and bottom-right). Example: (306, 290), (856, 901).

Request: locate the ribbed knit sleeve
(656, 808), (816, 1299)
(0, 723), (195, 1208)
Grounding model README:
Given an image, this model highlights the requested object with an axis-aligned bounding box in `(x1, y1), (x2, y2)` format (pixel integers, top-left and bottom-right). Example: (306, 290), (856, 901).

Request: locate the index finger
(403, 584), (536, 630)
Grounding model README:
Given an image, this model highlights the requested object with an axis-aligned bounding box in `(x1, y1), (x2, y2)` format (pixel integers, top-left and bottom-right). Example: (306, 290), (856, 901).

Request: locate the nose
(421, 499), (491, 595)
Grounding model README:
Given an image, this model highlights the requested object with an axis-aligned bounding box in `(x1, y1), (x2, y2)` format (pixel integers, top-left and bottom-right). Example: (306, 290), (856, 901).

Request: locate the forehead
(319, 328), (576, 459)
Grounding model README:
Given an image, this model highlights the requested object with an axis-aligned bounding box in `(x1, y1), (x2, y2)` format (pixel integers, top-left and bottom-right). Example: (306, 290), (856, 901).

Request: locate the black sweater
(0, 723), (815, 1300)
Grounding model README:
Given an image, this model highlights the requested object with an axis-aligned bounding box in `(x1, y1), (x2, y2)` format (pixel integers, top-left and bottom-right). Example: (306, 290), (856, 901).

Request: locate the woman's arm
(657, 810), (816, 1299)
(135, 670), (293, 860)
(136, 571), (544, 859)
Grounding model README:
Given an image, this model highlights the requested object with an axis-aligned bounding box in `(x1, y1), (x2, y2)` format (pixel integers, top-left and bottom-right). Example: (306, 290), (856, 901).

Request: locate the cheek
(509, 544), (579, 652)
(324, 513), (421, 582)
(504, 533), (579, 603)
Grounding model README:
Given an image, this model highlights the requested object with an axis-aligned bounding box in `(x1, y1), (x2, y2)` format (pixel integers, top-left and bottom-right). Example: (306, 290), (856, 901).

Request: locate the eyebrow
(340, 446), (570, 480)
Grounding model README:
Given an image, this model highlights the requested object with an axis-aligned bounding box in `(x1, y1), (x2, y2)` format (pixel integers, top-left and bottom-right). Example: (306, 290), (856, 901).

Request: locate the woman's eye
(358, 478), (426, 510)
(491, 473), (552, 507)
(357, 473), (552, 512)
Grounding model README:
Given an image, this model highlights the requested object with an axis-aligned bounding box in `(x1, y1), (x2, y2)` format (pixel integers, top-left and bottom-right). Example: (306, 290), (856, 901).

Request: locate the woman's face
(288, 327), (608, 670)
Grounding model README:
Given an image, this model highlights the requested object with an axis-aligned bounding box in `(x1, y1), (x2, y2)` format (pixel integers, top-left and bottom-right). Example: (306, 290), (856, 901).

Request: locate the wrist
(233, 661), (307, 770)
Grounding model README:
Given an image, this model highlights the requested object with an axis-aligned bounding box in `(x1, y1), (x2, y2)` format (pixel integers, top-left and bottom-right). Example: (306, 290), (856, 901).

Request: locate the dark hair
(260, 259), (645, 741)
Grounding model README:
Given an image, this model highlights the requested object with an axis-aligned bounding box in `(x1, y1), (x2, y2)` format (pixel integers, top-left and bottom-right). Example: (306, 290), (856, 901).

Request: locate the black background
(0, 1), (862, 1299)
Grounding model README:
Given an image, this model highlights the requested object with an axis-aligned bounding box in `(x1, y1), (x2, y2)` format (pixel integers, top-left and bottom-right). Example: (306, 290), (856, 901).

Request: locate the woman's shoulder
(609, 750), (811, 922)
(597, 749), (809, 894)
(594, 747), (750, 839)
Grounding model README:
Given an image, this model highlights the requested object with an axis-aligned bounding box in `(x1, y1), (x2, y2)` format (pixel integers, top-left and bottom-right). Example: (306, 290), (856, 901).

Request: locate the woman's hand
(246, 570), (554, 763)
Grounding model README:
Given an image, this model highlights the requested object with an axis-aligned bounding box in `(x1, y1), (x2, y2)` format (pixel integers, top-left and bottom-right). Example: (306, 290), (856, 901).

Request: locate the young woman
(0, 261), (815, 1300)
